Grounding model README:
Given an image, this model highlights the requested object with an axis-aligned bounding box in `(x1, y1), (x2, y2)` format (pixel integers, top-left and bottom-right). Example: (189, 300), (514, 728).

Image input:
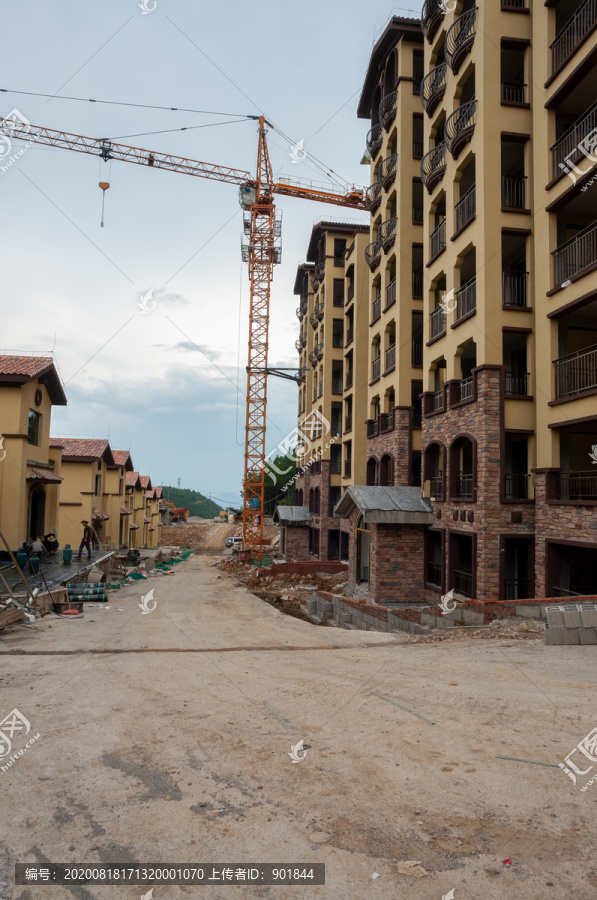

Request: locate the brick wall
(366, 406), (412, 486)
(369, 523), (426, 603)
(283, 524), (311, 561)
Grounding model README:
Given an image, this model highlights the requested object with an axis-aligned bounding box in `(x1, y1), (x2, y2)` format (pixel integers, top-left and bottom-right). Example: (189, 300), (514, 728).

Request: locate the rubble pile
(161, 523), (211, 551)
(412, 617), (545, 643)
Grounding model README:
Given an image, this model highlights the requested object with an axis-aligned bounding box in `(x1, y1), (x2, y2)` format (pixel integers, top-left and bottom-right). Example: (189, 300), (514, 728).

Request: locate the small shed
(273, 506), (312, 560)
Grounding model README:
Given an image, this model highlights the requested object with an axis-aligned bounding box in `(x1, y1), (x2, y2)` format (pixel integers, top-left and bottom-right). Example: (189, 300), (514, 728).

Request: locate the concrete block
(563, 606), (583, 629)
(420, 612), (437, 628)
(561, 628), (581, 645)
(322, 601), (333, 615)
(337, 613), (353, 625)
(545, 606), (566, 628)
(443, 607), (463, 621)
(579, 627), (597, 645)
(580, 606), (597, 628)
(516, 604), (543, 619)
(435, 615), (455, 630)
(462, 608), (486, 625)
(306, 598), (317, 615)
(545, 626), (564, 645)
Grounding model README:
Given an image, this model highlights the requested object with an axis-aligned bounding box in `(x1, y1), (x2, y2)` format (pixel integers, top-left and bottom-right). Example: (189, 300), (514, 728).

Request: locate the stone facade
(365, 407), (413, 487)
(421, 366), (535, 602)
(294, 463), (349, 561)
(282, 523), (310, 561)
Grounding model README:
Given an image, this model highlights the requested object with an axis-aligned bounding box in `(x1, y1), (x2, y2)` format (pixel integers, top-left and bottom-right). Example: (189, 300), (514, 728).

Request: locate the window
(333, 279), (344, 306)
(27, 410), (41, 446)
(119, 478), (123, 495)
(334, 239), (346, 265)
(94, 475), (101, 497)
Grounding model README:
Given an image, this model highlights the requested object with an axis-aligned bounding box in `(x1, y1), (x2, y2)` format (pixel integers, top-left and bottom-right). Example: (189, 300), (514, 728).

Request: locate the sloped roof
(273, 505), (311, 525)
(126, 471), (142, 488)
(50, 437), (114, 465)
(357, 17), (423, 119)
(306, 221), (369, 263)
(111, 450), (134, 471)
(26, 467), (63, 484)
(334, 486), (433, 525)
(154, 487), (163, 499)
(0, 355), (67, 405)
(139, 475), (152, 490)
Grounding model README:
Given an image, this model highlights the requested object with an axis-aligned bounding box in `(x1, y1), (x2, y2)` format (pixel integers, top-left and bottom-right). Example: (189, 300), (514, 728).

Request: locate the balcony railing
(380, 216), (397, 246)
(318, 381), (323, 397)
(314, 261), (326, 282)
(420, 63), (447, 115)
(366, 123), (383, 155)
(502, 175), (527, 209)
(380, 152), (397, 183)
(315, 341), (323, 360)
(312, 386), (318, 402)
(446, 99), (477, 156)
(412, 340), (423, 366)
(385, 344), (396, 372)
(344, 459), (352, 477)
(330, 454), (342, 474)
(430, 306), (447, 340)
(372, 294), (382, 322)
(505, 578), (531, 601)
(503, 272), (528, 307)
(427, 561), (442, 587)
(501, 0), (526, 7)
(428, 474), (443, 496)
(296, 306), (304, 320)
(454, 569), (473, 597)
(430, 217), (446, 259)
(366, 179), (383, 210)
(551, 0), (597, 75)
(331, 379), (343, 395)
(367, 418), (379, 438)
(346, 326), (354, 346)
(365, 238), (382, 268)
(344, 414), (352, 433)
(412, 404), (422, 427)
(505, 371), (529, 396)
(332, 333), (344, 349)
(505, 473), (530, 500)
(557, 470), (597, 500)
(553, 220), (597, 286)
(345, 369), (353, 389)
(431, 388), (444, 411)
(371, 357), (381, 382)
(554, 342), (597, 398)
(347, 282), (355, 303)
(380, 412), (394, 432)
(413, 205), (423, 223)
(413, 141), (424, 159)
(551, 99), (597, 181)
(413, 272), (423, 298)
(458, 375), (474, 402)
(502, 82), (527, 104)
(454, 474), (474, 498)
(446, 7), (477, 71)
(386, 277), (396, 309)
(295, 338), (302, 352)
(380, 90), (398, 125)
(456, 277), (476, 321)
(308, 350), (318, 367)
(422, 0), (443, 41)
(455, 183), (476, 232)
(421, 142), (447, 191)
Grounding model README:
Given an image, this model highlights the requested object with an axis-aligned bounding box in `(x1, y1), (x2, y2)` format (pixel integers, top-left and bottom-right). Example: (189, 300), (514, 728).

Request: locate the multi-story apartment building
(281, 222), (369, 560)
(284, 4), (597, 603)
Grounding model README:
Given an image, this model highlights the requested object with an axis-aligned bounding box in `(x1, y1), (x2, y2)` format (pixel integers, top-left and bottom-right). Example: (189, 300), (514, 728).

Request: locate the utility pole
(177, 477), (181, 490)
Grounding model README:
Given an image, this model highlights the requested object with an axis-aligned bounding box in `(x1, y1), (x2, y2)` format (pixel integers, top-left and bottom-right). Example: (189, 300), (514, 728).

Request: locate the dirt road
(1, 555), (595, 899)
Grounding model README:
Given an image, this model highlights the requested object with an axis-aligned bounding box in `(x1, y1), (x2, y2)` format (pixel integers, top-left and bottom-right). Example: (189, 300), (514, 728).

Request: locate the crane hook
(99, 181), (110, 228)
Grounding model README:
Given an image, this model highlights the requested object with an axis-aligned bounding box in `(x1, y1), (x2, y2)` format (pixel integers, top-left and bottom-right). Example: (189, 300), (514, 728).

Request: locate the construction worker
(77, 520), (92, 561)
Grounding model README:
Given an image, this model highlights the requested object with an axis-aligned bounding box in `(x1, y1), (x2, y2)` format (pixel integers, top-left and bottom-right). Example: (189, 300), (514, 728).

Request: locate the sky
(1, 0), (415, 508)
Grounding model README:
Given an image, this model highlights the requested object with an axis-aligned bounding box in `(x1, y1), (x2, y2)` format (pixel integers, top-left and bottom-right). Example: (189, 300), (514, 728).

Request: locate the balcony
(446, 7), (477, 73)
(308, 349), (318, 367)
(505, 473), (530, 500)
(372, 294), (382, 323)
(331, 378), (343, 395)
(501, 82), (527, 104)
(454, 569), (473, 597)
(413, 271), (423, 299)
(380, 152), (397, 186)
(296, 306), (304, 320)
(379, 215), (397, 249)
(386, 277), (397, 309)
(347, 282), (354, 303)
(413, 141), (424, 159)
(380, 90), (398, 128)
(430, 306), (447, 340)
(501, 0), (526, 7)
(554, 342), (597, 399)
(380, 412), (394, 432)
(371, 357), (381, 382)
(551, 99), (597, 181)
(420, 63), (447, 116)
(446, 99), (477, 158)
(431, 389), (444, 412)
(455, 183), (476, 233)
(505, 578), (531, 601)
(318, 381), (323, 398)
(551, 0), (597, 76)
(366, 180), (383, 212)
(503, 272), (528, 307)
(345, 369), (354, 389)
(366, 123), (383, 158)
(316, 340), (324, 360)
(422, 0), (444, 42)
(553, 221), (597, 286)
(385, 344), (396, 373)
(365, 237), (382, 269)
(412, 340), (423, 366)
(502, 175), (527, 209)
(557, 470), (597, 500)
(344, 414), (352, 433)
(505, 370), (529, 396)
(312, 386), (318, 402)
(430, 217), (446, 260)
(458, 375), (474, 402)
(455, 277), (476, 321)
(344, 459), (352, 477)
(428, 474), (443, 497)
(413, 205), (423, 223)
(314, 261), (326, 282)
(346, 326), (354, 346)
(366, 418), (379, 438)
(427, 561), (442, 586)
(421, 142), (447, 193)
(332, 333), (344, 349)
(309, 311), (319, 329)
(453, 474), (474, 499)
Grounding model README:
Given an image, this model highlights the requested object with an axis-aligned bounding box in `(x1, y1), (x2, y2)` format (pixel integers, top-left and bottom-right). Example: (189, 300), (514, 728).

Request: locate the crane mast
(1, 113), (366, 562)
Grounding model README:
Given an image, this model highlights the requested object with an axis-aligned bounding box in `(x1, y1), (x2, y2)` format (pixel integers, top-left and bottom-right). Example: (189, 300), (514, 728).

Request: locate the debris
(396, 861), (428, 877)
(372, 872), (380, 879)
(308, 832), (330, 844)
(0, 607), (26, 629)
(503, 859), (512, 867)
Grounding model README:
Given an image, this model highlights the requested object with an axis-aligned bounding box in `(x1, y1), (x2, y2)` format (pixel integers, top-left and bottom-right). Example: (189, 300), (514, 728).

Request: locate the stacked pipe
(67, 583), (109, 602)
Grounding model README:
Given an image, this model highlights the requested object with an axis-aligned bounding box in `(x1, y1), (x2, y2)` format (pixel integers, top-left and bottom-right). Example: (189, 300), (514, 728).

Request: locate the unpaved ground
(0, 554), (596, 900)
(162, 523), (279, 552)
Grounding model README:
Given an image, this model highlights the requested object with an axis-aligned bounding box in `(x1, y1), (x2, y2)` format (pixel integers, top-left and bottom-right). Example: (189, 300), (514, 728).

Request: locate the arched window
(380, 454), (393, 486)
(314, 487), (320, 514)
(309, 488), (314, 512)
(423, 442), (445, 500)
(449, 435), (476, 500)
(366, 457), (378, 486)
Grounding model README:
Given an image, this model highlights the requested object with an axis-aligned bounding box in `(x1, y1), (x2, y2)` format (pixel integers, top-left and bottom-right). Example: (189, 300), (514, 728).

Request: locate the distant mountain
(161, 486), (224, 519)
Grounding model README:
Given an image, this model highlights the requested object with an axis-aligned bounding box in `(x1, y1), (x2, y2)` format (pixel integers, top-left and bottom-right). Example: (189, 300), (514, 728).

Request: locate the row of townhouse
(0, 355), (163, 554)
(279, 1), (597, 604)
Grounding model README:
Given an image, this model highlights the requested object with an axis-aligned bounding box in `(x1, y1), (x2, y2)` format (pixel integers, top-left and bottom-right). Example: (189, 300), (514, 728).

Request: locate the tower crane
(1, 114), (367, 560)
